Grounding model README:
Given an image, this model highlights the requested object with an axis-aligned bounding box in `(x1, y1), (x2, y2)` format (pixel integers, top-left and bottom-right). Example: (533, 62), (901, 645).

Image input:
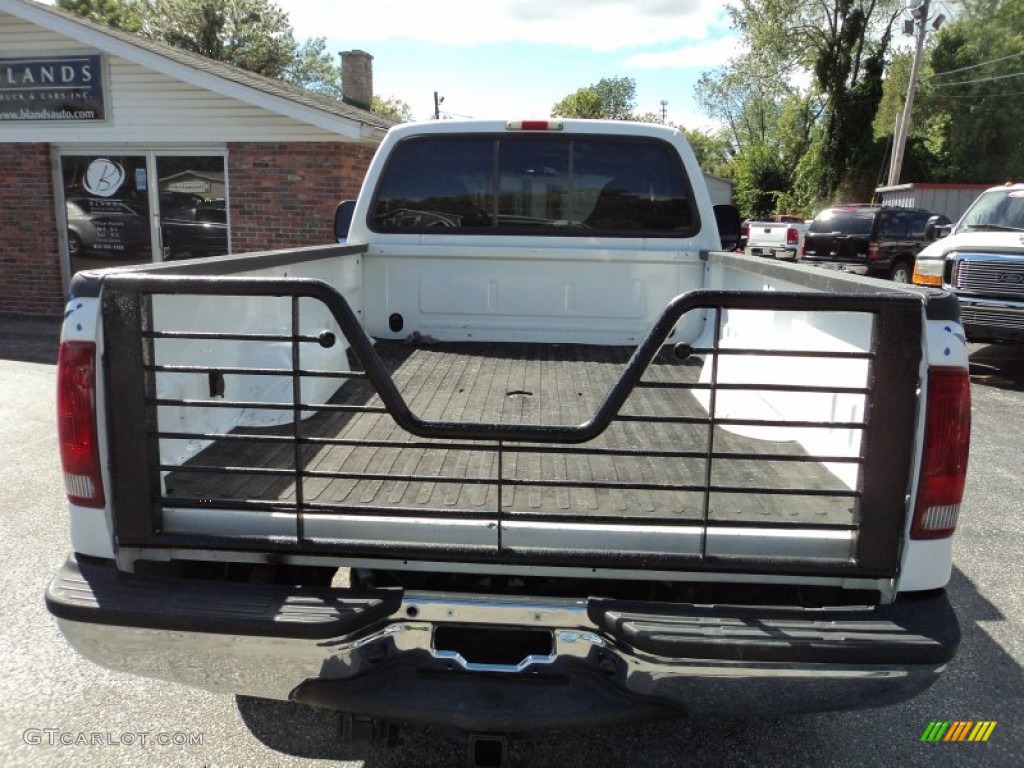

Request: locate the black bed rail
(100, 273), (924, 577)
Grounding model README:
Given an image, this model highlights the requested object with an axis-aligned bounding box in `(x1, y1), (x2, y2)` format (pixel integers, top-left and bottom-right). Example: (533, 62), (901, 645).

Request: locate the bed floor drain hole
(506, 390), (533, 399)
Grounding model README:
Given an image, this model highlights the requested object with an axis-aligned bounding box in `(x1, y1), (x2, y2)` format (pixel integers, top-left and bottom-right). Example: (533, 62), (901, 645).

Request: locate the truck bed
(163, 339), (855, 527)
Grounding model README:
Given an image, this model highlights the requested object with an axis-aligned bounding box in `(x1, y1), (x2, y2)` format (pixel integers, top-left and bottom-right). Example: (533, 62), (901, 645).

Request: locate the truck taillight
(867, 242), (881, 261)
(57, 341), (105, 508)
(911, 368), (970, 539)
(786, 227), (799, 246)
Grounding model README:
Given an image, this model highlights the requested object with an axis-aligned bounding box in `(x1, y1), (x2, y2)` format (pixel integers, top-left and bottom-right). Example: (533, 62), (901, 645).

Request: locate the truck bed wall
(360, 240), (709, 345)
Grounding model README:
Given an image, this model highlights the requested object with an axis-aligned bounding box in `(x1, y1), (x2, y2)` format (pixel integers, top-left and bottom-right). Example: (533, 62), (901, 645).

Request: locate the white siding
(875, 184), (990, 222)
(916, 187), (986, 223)
(0, 12), (361, 144)
(703, 175), (733, 206)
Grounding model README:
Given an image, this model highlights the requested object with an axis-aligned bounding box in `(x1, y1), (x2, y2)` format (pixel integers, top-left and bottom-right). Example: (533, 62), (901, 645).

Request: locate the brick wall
(341, 50), (374, 110)
(0, 143), (64, 316)
(0, 140), (378, 316)
(228, 142), (376, 254)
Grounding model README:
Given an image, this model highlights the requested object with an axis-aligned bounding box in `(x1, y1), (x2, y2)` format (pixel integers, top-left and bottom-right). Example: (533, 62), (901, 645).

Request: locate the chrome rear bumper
(47, 556), (958, 729)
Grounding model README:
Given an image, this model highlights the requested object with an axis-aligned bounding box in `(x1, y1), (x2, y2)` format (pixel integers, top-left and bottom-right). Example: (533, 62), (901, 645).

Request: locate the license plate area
(433, 625), (554, 670)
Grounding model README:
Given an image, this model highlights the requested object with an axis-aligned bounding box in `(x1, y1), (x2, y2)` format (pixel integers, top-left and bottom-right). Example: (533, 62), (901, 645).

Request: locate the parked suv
(802, 205), (947, 282)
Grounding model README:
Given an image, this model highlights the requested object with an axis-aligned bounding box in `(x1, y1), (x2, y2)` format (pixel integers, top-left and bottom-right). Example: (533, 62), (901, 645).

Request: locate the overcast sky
(281, 0), (739, 126)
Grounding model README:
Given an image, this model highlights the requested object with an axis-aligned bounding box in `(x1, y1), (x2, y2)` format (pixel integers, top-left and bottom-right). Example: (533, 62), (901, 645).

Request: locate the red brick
(0, 143), (63, 316)
(0, 140), (377, 316)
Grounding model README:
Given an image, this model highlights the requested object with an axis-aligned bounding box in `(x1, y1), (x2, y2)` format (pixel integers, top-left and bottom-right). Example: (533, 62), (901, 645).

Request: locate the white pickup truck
(744, 215), (808, 260)
(914, 182), (1024, 344)
(47, 119), (970, 759)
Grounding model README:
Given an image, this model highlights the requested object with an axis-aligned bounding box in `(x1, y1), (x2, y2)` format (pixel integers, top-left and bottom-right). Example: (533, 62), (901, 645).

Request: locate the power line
(932, 89), (1024, 99)
(927, 50), (1024, 79)
(930, 70), (1024, 88)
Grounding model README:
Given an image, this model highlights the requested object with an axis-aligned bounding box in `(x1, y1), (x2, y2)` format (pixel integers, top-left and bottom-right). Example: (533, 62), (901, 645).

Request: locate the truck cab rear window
(369, 135), (697, 237)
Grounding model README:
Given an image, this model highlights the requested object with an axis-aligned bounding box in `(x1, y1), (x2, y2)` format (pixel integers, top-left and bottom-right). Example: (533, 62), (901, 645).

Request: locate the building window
(60, 152), (228, 279)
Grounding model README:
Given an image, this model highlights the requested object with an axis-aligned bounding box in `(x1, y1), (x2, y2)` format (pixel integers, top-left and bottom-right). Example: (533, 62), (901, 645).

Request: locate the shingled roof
(1, 0), (395, 136)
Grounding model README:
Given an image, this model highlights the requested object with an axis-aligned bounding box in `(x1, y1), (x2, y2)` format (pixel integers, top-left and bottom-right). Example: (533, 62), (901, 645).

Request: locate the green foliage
(144, 0), (295, 79)
(915, 0), (1024, 182)
(632, 111), (667, 124)
(719, 0), (1022, 194)
(684, 128), (734, 179)
(783, 136), (830, 215)
(701, 1), (901, 205)
(56, 0), (143, 31)
(283, 37), (341, 97)
(696, 55), (798, 150)
(551, 87), (604, 119)
(732, 144), (790, 219)
(371, 96), (414, 123)
(59, 0), (361, 102)
(551, 77), (636, 120)
(809, 2), (896, 201)
(874, 50), (914, 141)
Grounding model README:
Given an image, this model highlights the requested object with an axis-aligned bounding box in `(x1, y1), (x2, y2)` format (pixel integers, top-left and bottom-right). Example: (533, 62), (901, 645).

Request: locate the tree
(696, 53), (803, 150)
(60, 0), (349, 99)
(552, 77), (637, 120)
(283, 37), (341, 97)
(915, 0), (1024, 182)
(551, 87), (603, 119)
(807, 1), (897, 202)
(56, 0), (143, 30)
(732, 144), (791, 219)
(699, 1), (902, 210)
(683, 128), (734, 179)
(697, 54), (818, 215)
(143, 0), (295, 79)
(371, 96), (414, 123)
(873, 49), (915, 142)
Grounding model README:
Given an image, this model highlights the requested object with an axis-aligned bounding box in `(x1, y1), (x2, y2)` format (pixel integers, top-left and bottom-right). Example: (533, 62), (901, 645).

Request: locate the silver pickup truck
(47, 119), (970, 760)
(744, 215), (808, 260)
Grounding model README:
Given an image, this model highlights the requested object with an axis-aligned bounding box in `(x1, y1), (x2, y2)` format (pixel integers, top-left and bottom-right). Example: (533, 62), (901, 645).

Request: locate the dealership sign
(0, 54), (107, 122)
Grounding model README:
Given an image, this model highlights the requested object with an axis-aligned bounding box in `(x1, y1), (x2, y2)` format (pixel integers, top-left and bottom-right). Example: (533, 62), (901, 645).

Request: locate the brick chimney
(340, 50), (373, 110)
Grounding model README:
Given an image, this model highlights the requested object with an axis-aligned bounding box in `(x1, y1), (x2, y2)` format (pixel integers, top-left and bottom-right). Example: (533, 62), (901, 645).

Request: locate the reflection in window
(62, 155), (152, 273)
(157, 157), (229, 259)
(371, 135), (697, 236)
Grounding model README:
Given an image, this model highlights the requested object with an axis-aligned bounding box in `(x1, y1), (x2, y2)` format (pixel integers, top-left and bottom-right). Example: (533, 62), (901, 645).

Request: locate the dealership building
(0, 0), (390, 317)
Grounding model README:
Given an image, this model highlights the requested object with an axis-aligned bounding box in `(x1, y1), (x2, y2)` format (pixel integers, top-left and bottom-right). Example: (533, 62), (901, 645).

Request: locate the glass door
(61, 154), (153, 275)
(156, 155), (229, 260)
(59, 151), (229, 286)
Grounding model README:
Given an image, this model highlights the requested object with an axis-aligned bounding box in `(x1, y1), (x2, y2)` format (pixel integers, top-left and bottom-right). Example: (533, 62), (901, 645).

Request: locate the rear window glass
(807, 209), (875, 237)
(369, 134), (698, 237)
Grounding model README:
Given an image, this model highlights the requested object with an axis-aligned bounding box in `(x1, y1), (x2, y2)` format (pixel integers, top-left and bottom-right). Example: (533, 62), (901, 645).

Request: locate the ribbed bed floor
(163, 341), (857, 526)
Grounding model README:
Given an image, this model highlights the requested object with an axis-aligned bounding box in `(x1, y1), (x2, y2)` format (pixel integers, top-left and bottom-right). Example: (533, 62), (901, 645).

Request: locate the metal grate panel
(100, 275), (923, 578)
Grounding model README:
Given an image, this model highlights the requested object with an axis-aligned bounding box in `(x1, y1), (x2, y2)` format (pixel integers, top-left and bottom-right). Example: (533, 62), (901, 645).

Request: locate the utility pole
(659, 100), (668, 124)
(887, 0), (943, 186)
(433, 91), (443, 120)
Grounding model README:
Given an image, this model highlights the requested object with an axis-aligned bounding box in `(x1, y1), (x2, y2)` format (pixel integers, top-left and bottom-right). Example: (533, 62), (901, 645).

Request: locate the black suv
(802, 205), (946, 283)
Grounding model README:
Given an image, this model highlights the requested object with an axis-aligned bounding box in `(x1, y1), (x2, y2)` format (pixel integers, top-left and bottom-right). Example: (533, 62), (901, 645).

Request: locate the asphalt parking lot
(0, 315), (1021, 767)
